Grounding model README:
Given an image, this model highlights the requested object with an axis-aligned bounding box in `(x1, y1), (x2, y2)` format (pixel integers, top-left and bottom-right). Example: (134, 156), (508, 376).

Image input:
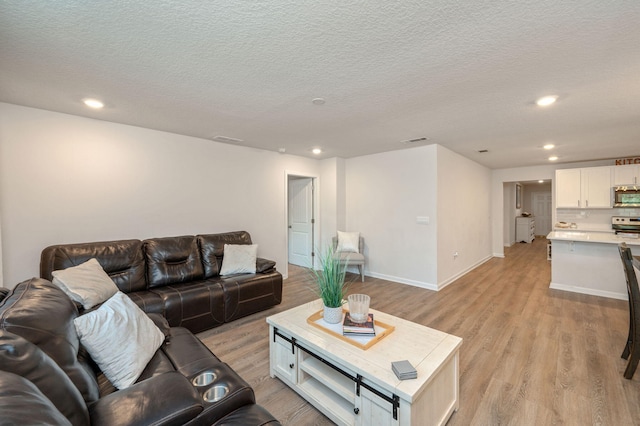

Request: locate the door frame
(284, 170), (320, 278)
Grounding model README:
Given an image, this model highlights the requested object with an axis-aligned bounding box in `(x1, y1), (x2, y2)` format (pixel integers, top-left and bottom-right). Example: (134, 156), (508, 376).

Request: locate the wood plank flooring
(198, 238), (640, 425)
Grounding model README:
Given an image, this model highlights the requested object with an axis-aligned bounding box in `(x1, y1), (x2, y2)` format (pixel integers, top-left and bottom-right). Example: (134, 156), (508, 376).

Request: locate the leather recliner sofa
(39, 231), (283, 333)
(0, 277), (281, 425)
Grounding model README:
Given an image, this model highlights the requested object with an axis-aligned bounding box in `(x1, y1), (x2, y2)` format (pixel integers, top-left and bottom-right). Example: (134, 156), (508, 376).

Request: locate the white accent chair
(332, 235), (365, 282)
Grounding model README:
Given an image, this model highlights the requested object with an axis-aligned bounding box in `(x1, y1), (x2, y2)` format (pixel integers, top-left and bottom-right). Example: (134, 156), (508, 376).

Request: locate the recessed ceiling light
(543, 144), (555, 150)
(312, 98), (326, 105)
(83, 98), (104, 109)
(549, 156), (558, 161)
(536, 95), (558, 107)
(538, 180), (544, 183)
(312, 148), (322, 155)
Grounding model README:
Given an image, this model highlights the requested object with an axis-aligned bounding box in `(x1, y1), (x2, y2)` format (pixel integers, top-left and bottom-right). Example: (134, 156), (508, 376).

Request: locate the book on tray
(343, 312), (375, 336)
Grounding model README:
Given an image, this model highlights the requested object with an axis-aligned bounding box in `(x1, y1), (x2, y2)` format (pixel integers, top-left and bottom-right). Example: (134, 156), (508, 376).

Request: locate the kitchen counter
(547, 230), (640, 245)
(547, 230), (640, 300)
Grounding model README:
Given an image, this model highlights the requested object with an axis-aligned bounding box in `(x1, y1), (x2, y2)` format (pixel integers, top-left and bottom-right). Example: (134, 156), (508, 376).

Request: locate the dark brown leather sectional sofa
(0, 231), (284, 425)
(40, 231), (283, 333)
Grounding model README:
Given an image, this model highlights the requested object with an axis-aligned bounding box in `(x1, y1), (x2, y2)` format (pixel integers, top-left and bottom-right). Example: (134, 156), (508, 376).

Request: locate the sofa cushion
(0, 278), (100, 403)
(144, 236), (204, 288)
(52, 258), (119, 310)
(219, 272), (283, 323)
(88, 372), (203, 426)
(256, 258), (277, 273)
(74, 291), (165, 389)
(41, 239), (147, 293)
(151, 281), (225, 333)
(213, 404), (282, 426)
(160, 326), (222, 378)
(220, 244), (258, 275)
(197, 232), (253, 278)
(0, 371), (73, 426)
(0, 330), (89, 426)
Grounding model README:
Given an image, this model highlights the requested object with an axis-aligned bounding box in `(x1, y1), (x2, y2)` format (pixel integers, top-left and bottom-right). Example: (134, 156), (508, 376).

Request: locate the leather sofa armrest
(147, 313), (171, 338)
(256, 258), (276, 273)
(89, 372), (203, 426)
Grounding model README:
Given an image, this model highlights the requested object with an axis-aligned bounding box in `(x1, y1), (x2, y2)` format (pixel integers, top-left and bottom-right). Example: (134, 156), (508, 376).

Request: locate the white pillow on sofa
(219, 244), (258, 275)
(337, 231), (360, 253)
(52, 258), (118, 309)
(73, 291), (165, 389)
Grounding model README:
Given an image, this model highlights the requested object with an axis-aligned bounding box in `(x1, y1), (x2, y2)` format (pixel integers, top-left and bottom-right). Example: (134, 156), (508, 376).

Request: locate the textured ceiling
(1, 1), (639, 169)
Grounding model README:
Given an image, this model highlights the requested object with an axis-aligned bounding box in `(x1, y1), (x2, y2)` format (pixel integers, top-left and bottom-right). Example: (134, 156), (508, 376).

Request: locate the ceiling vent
(212, 135), (244, 143)
(477, 149), (489, 153)
(402, 137), (430, 144)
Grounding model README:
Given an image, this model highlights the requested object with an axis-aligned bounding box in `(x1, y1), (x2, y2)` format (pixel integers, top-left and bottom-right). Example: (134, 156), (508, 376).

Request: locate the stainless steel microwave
(614, 186), (640, 207)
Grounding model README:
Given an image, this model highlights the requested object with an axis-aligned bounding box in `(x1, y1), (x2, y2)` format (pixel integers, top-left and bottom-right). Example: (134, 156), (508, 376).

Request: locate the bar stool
(618, 242), (640, 379)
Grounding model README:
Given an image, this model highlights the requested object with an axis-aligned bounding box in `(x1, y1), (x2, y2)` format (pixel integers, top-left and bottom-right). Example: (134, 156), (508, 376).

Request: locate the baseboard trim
(438, 255), (494, 290)
(549, 282), (627, 301)
(366, 272), (438, 291)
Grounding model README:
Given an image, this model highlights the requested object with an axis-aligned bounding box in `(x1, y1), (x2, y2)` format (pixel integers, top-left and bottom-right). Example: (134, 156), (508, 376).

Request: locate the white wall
(344, 144), (491, 290)
(346, 145), (438, 287)
(436, 145), (492, 287)
(0, 103), (321, 287)
(319, 157), (346, 249)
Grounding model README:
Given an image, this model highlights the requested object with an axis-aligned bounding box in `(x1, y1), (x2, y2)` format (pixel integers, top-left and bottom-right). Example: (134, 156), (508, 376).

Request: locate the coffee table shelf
(267, 299), (462, 426)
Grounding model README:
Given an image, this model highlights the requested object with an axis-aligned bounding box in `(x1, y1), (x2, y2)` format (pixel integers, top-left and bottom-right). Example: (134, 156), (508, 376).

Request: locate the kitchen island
(547, 231), (640, 300)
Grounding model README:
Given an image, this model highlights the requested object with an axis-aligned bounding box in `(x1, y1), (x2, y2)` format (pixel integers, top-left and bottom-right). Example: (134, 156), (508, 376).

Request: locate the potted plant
(309, 245), (351, 324)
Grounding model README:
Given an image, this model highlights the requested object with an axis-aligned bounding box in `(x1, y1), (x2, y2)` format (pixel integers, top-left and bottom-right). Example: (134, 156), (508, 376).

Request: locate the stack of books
(391, 360), (417, 380)
(342, 312), (375, 336)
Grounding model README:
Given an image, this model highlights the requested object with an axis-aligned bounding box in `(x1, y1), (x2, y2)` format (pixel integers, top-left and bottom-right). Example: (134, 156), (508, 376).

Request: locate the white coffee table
(267, 299), (462, 426)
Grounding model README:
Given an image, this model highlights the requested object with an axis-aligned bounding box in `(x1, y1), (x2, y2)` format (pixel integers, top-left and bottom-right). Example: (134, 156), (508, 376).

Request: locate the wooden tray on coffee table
(306, 309), (395, 350)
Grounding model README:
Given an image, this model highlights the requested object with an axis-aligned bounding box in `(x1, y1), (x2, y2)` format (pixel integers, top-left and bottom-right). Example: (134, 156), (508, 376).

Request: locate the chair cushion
(334, 251), (365, 265)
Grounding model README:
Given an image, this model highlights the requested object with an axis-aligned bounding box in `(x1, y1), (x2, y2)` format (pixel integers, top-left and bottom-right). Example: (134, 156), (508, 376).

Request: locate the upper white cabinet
(556, 169), (582, 208)
(613, 164), (640, 185)
(556, 166), (612, 208)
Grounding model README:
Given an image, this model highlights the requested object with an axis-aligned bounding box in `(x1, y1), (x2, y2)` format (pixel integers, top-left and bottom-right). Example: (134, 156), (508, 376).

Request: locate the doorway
(287, 175), (315, 268)
(531, 191), (552, 236)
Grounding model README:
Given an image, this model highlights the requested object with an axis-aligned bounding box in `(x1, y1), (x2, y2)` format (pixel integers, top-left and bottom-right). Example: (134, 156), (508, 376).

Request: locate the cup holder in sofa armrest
(203, 385), (230, 403)
(192, 371), (217, 387)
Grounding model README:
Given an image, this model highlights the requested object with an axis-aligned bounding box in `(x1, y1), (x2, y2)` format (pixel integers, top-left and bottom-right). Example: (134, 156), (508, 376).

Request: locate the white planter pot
(323, 305), (343, 324)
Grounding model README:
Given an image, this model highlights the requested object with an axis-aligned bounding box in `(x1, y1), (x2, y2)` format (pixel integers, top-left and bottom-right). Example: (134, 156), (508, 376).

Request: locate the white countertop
(547, 230), (640, 246)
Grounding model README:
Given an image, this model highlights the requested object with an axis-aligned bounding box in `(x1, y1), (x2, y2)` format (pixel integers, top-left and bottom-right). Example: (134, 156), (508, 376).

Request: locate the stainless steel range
(612, 216), (640, 235)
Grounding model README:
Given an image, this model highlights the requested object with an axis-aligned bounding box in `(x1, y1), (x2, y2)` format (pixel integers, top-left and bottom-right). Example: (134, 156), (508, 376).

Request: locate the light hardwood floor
(198, 238), (640, 425)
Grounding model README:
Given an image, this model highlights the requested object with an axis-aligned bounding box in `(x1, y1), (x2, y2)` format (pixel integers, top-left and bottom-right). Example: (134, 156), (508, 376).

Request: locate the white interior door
(288, 177), (314, 267)
(532, 192), (552, 236)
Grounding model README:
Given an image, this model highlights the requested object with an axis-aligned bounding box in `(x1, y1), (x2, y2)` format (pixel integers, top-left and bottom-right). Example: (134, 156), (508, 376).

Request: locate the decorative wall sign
(615, 157), (640, 165)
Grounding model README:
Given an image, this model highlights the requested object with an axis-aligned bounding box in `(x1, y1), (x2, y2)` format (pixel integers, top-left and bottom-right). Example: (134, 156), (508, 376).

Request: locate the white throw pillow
(337, 231), (360, 253)
(52, 258), (118, 309)
(74, 291), (165, 389)
(219, 244), (258, 275)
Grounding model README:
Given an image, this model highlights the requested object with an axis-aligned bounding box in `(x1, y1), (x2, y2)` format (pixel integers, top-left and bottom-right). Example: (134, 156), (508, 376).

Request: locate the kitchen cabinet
(555, 166), (612, 208)
(613, 164), (640, 185)
(516, 216), (535, 243)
